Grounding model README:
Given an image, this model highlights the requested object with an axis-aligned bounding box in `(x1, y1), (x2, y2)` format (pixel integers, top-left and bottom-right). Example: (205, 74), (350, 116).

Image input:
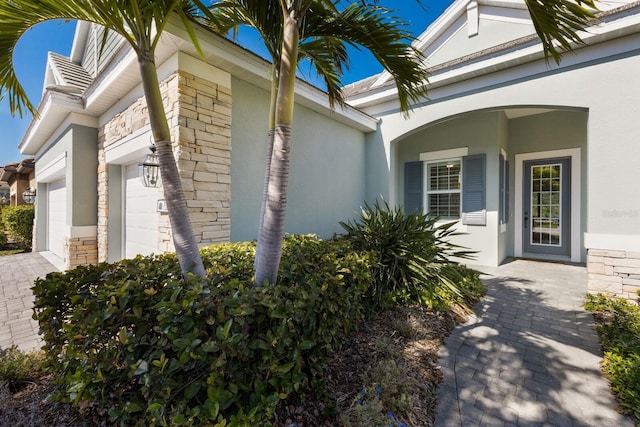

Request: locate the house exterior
(18, 0), (640, 299)
(0, 158), (35, 206)
(0, 180), (9, 205)
(18, 19), (375, 271)
(343, 0), (640, 299)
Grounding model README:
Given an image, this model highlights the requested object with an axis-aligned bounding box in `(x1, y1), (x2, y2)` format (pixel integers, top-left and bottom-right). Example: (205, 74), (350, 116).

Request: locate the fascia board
(19, 92), (84, 156)
(70, 21), (91, 64)
(349, 11), (640, 110)
(163, 19), (378, 132)
(371, 0), (471, 88)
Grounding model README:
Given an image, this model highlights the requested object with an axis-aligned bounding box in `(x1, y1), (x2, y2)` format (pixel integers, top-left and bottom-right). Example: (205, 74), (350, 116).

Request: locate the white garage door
(125, 164), (159, 258)
(47, 179), (67, 259)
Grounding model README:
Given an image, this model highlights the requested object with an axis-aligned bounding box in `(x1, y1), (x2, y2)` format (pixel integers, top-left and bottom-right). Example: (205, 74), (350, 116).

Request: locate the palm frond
(308, 3), (427, 115)
(525, 0), (598, 63)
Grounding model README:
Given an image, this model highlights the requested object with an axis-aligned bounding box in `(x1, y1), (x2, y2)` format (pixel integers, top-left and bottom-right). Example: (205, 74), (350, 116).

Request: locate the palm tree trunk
(254, 10), (299, 286)
(255, 76), (278, 266)
(138, 55), (206, 279)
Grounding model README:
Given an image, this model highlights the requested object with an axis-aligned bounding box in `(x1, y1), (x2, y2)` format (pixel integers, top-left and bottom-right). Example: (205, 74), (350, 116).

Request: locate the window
(426, 159), (461, 219)
(405, 147), (486, 226)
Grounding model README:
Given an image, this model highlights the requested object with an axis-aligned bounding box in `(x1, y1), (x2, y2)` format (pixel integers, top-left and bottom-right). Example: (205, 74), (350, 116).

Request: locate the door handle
(524, 211), (529, 228)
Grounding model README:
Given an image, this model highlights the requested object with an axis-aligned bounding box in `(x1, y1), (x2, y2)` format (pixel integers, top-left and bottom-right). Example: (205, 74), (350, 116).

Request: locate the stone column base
(587, 249), (640, 301)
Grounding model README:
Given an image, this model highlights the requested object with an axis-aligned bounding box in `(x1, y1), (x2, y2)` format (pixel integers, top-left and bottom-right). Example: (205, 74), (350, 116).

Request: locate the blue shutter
(404, 161), (423, 214)
(505, 159), (510, 223)
(462, 154), (486, 225)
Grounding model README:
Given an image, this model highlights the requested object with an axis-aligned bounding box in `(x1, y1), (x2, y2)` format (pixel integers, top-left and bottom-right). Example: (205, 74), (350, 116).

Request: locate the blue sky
(0, 1), (453, 165)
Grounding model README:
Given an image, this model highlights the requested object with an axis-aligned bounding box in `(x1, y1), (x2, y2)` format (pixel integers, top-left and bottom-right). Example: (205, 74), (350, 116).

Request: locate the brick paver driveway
(0, 252), (58, 351)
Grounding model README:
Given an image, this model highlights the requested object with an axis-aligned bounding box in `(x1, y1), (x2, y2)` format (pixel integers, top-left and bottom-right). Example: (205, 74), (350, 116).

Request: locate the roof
(0, 158), (34, 182)
(46, 52), (94, 95)
(20, 16), (378, 155)
(343, 0), (640, 100)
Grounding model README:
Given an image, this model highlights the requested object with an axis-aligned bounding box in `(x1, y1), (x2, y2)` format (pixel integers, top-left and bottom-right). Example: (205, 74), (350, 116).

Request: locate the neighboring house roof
(344, 0), (640, 108)
(0, 158), (34, 183)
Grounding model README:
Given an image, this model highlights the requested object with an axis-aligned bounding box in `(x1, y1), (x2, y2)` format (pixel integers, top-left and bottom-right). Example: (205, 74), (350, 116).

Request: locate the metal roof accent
(47, 52), (93, 93)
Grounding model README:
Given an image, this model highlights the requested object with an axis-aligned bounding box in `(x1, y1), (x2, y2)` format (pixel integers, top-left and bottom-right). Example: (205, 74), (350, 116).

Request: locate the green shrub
(0, 346), (44, 391)
(0, 204), (7, 247)
(33, 236), (371, 426)
(340, 199), (482, 311)
(585, 293), (640, 422)
(1, 205), (34, 248)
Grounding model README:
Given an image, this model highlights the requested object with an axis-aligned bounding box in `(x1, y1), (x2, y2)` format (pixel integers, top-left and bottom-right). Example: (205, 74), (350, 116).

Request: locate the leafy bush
(33, 236), (370, 426)
(340, 199), (482, 311)
(1, 205), (34, 248)
(0, 346), (44, 391)
(585, 293), (640, 422)
(0, 204), (7, 247)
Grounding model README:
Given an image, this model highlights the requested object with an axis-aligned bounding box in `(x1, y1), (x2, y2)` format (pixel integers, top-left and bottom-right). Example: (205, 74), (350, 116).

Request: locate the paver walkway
(436, 259), (634, 427)
(0, 252), (58, 352)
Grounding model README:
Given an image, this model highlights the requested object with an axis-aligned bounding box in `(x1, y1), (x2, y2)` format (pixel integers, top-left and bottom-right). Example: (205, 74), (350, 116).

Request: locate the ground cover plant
(0, 346), (44, 392)
(28, 227), (482, 425)
(585, 293), (640, 423)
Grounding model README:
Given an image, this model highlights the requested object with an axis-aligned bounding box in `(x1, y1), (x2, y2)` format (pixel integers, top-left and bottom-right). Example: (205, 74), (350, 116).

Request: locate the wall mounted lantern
(139, 145), (161, 188)
(22, 187), (36, 204)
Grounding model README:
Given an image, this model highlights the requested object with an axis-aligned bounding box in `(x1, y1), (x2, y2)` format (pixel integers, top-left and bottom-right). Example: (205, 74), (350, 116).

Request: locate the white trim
(40, 251), (65, 271)
(419, 147), (468, 231)
(69, 226), (97, 239)
(467, 0), (479, 37)
(177, 51), (231, 88)
(105, 126), (153, 165)
(515, 148), (581, 262)
(36, 152), (67, 183)
(585, 233), (640, 252)
(420, 147), (468, 161)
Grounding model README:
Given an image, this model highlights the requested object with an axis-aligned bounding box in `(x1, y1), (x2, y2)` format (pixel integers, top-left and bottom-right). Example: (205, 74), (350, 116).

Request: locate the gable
(361, 0), (639, 94)
(424, 5), (535, 67)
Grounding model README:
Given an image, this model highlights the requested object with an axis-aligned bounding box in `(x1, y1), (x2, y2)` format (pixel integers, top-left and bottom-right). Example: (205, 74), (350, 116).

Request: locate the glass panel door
(523, 158), (571, 257)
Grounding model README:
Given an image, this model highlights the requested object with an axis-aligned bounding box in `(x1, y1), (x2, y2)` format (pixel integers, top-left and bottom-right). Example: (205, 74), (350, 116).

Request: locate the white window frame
(424, 158), (462, 219)
(420, 147), (468, 221)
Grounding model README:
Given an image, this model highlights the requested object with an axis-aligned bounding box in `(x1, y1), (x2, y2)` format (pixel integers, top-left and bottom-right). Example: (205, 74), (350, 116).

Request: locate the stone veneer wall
(587, 249), (640, 300)
(97, 70), (231, 262)
(65, 237), (99, 269)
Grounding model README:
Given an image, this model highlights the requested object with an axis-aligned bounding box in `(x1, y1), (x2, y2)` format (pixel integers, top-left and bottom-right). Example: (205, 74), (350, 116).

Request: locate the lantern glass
(139, 149), (161, 188)
(22, 187), (36, 204)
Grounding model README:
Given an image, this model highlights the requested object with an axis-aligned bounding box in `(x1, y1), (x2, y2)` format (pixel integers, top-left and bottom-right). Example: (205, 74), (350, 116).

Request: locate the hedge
(33, 236), (371, 426)
(1, 205), (34, 248)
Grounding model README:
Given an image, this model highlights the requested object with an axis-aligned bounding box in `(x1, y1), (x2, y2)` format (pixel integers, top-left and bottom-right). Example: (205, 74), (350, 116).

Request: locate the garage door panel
(125, 164), (159, 258)
(47, 179), (66, 259)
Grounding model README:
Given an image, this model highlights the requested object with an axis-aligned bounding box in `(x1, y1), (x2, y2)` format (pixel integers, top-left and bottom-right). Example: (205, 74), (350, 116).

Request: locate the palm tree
(210, 0), (430, 285)
(212, 0), (599, 286)
(0, 0), (214, 278)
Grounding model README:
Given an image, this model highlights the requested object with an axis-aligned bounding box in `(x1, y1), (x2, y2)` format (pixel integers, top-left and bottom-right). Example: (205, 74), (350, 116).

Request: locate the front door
(523, 158), (571, 257)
